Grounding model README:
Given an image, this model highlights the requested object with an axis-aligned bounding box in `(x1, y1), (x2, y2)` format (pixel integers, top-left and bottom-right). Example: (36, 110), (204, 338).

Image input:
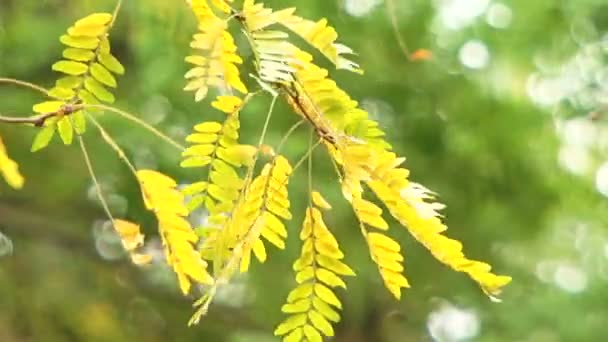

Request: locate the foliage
(0, 0), (552, 340)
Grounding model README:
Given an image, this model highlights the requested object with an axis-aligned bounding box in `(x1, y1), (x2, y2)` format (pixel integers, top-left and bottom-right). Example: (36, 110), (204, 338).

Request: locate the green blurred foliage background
(1, 0), (608, 341)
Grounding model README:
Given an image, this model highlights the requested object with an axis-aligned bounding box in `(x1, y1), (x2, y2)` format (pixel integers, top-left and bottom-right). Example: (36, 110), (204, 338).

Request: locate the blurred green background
(1, 0), (608, 341)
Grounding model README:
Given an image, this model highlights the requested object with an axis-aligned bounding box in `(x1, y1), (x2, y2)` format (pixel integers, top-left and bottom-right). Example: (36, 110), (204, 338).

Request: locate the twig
(78, 136), (115, 223)
(83, 104), (185, 151)
(87, 114), (139, 178)
(110, 0), (124, 27)
(0, 104), (83, 127)
(0, 78), (51, 96)
(386, 0), (412, 60)
(277, 119), (305, 153)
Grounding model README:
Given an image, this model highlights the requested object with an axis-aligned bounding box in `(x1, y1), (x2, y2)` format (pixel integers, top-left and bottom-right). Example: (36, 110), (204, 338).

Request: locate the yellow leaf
(274, 313), (307, 336)
(315, 255), (355, 276)
(60, 34), (100, 49)
(33, 101), (64, 114)
(186, 133), (218, 144)
(217, 145), (257, 167)
(0, 137), (24, 190)
(130, 253), (153, 265)
(312, 191), (332, 210)
(181, 156), (213, 168)
(90, 63), (117, 87)
(308, 310), (334, 337)
(316, 268), (346, 288)
(68, 24), (107, 37)
(47, 87), (76, 100)
(313, 283), (341, 309)
(98, 52), (125, 75)
(84, 77), (115, 103)
(52, 60), (89, 76)
(31, 121), (57, 152)
(284, 327), (303, 342)
(211, 95), (242, 113)
(303, 324), (323, 342)
(113, 219), (145, 251)
(63, 48), (95, 62)
(252, 238), (267, 262)
(295, 266), (315, 283)
(194, 121), (223, 133)
(181, 181), (208, 196)
(368, 232), (401, 252)
(312, 297), (340, 322)
(183, 144), (216, 157)
(56, 76), (82, 89)
(286, 283), (313, 302)
(137, 170), (213, 294)
(57, 116), (73, 145)
(281, 298), (311, 313)
(74, 13), (113, 27)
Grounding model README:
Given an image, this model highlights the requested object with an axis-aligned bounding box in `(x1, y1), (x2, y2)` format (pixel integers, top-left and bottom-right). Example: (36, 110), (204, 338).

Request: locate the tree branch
(0, 104), (83, 127)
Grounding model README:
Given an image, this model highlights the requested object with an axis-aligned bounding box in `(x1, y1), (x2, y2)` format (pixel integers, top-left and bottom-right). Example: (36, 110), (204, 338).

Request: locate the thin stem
(292, 139), (322, 175)
(277, 119), (305, 153)
(110, 0), (124, 27)
(328, 149), (344, 183)
(307, 131), (314, 208)
(257, 95), (278, 148)
(386, 0), (412, 59)
(83, 104), (185, 151)
(78, 136), (115, 223)
(242, 95), (278, 184)
(87, 114), (138, 178)
(0, 78), (51, 96)
(0, 115), (41, 126)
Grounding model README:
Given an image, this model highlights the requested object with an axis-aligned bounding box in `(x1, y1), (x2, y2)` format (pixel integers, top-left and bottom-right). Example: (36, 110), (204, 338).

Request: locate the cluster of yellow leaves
(242, 0), (360, 73)
(276, 11), (360, 73)
(180, 95), (257, 273)
(137, 170), (213, 294)
(238, 1), (511, 300)
(113, 220), (153, 265)
(241, 1), (300, 84)
(31, 13), (124, 151)
(351, 195), (410, 299)
(189, 156), (293, 324)
(275, 192), (354, 341)
(335, 144), (511, 299)
(185, 0), (247, 101)
(0, 136), (24, 190)
(236, 155), (292, 273)
(175, 0), (511, 329)
(289, 52), (389, 150)
(367, 153), (512, 298)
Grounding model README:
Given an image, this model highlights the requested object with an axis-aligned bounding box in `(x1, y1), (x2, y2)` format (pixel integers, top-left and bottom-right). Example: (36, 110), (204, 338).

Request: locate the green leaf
(52, 60), (89, 76)
(56, 76), (82, 89)
(84, 78), (115, 103)
(57, 117), (74, 145)
(98, 52), (125, 75)
(31, 123), (57, 152)
(47, 87), (76, 100)
(89, 63), (117, 87)
(72, 111), (87, 135)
